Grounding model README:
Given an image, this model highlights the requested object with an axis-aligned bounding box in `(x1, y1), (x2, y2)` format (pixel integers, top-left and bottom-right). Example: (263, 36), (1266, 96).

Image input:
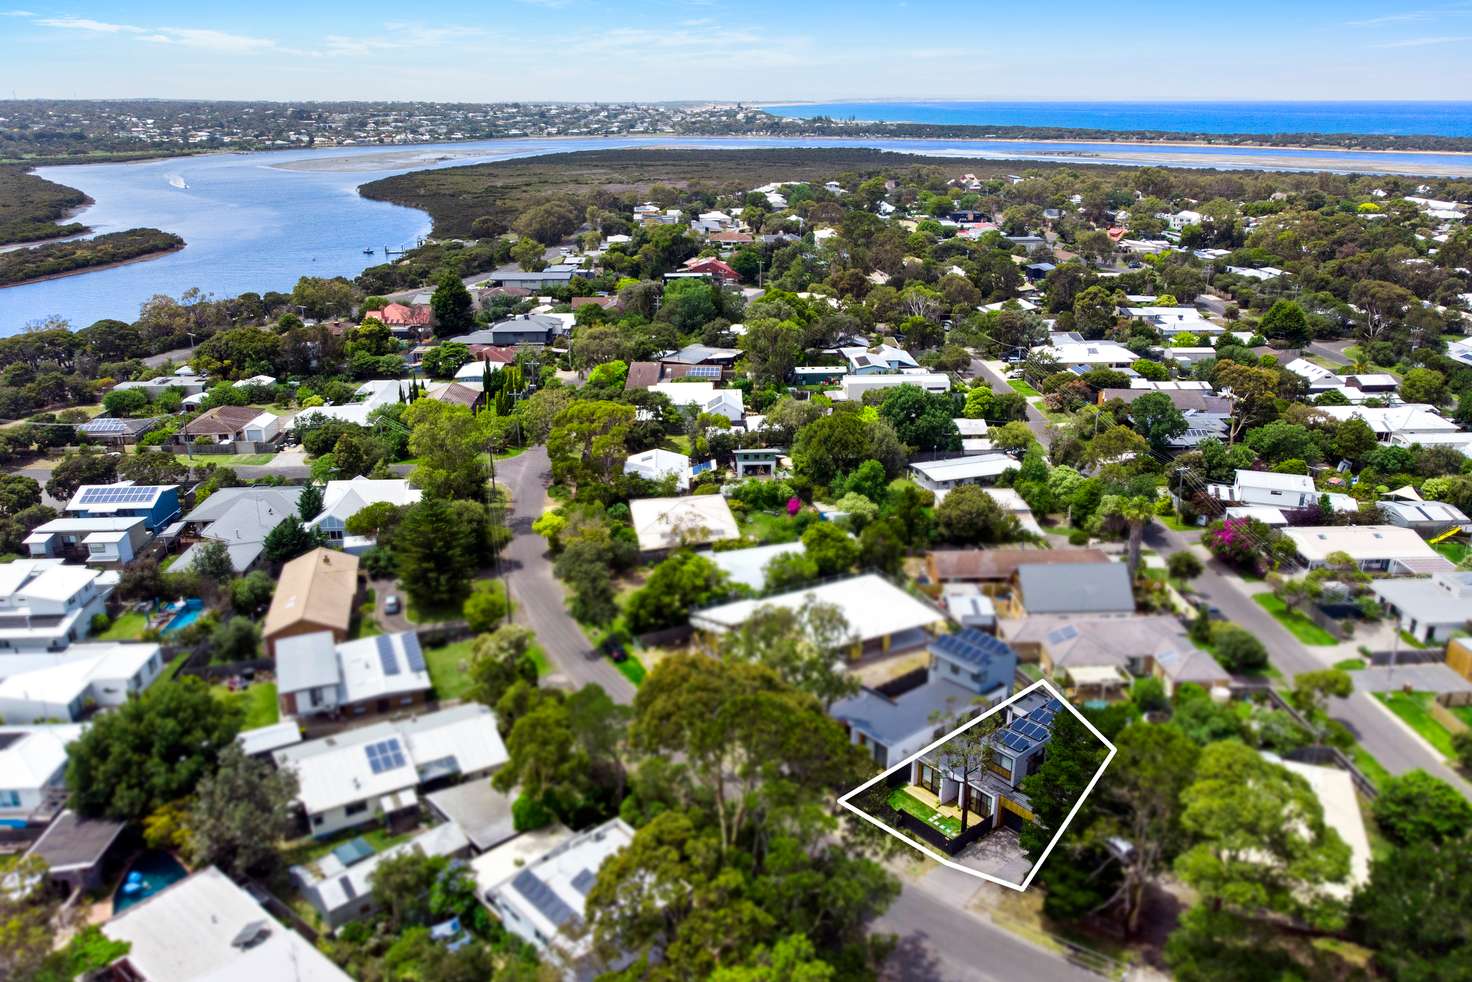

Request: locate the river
(4, 134), (1472, 333)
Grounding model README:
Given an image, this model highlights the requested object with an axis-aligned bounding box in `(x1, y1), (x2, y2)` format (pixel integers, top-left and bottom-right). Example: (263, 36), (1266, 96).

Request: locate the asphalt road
(969, 358), (1053, 446)
(1307, 341), (1354, 366)
(495, 446), (637, 703)
(876, 880), (1101, 982)
(1144, 522), (1472, 798)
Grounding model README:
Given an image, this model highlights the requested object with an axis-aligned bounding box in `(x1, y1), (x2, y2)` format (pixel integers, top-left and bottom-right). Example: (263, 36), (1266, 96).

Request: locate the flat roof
(691, 573), (944, 642)
(425, 780), (518, 853)
(25, 810), (125, 872)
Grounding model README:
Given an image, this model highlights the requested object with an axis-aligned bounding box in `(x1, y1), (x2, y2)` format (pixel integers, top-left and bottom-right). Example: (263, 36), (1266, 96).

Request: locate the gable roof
(929, 547), (1111, 581)
(184, 405), (260, 436)
(1016, 562), (1134, 614)
(263, 548), (360, 639)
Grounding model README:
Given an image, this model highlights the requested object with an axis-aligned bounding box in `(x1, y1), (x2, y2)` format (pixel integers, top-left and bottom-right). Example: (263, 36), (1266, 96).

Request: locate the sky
(2, 1), (1471, 102)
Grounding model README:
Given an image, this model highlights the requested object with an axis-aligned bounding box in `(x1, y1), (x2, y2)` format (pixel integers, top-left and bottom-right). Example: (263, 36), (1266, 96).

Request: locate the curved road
(494, 445), (636, 703)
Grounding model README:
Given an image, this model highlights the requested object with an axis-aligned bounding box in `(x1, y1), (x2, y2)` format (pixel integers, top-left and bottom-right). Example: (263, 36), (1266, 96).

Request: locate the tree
(296, 482), (324, 522)
(1259, 299), (1309, 345)
(934, 484), (1017, 545)
(0, 853), (61, 981)
(1352, 836), (1472, 980)
(1102, 723), (1200, 935)
(1288, 668), (1352, 741)
(546, 400), (636, 488)
(420, 342), (471, 379)
(462, 581), (508, 634)
(188, 744), (298, 878)
(1128, 391), (1187, 451)
(430, 270), (474, 337)
(230, 570), (275, 615)
(1094, 494), (1156, 578)
(466, 624), (539, 709)
(209, 616), (261, 662)
(1209, 623), (1268, 672)
(405, 399), (495, 501)
(716, 599), (859, 707)
(1371, 770), (1472, 847)
(262, 516), (322, 563)
(1400, 366), (1447, 406)
(799, 522), (861, 577)
(938, 715), (1002, 834)
(625, 552), (733, 634)
(1167, 550), (1204, 582)
(66, 676), (242, 821)
(1018, 709), (1109, 863)
(492, 684), (629, 827)
(397, 498), (478, 613)
(1175, 740), (1350, 929)
(189, 539), (235, 581)
(45, 450), (118, 500)
(877, 384), (961, 452)
(790, 406), (904, 485)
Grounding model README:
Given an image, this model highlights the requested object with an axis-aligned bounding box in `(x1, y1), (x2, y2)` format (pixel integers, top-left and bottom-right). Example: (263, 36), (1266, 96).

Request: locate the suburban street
(969, 358), (1053, 445)
(1144, 521), (1472, 797)
(495, 445), (637, 703)
(877, 873), (1104, 982)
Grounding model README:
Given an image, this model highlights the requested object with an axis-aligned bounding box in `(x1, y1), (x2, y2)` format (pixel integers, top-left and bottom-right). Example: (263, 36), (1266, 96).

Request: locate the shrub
(512, 793), (555, 833)
(89, 612), (112, 634)
(1210, 623), (1268, 672)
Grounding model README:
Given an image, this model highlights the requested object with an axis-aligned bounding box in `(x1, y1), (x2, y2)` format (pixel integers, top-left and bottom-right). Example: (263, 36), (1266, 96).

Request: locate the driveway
(951, 827), (1033, 886)
(496, 446), (636, 704)
(370, 576), (412, 633)
(969, 358), (1053, 446)
(1144, 520), (1472, 798)
(1354, 663), (1472, 694)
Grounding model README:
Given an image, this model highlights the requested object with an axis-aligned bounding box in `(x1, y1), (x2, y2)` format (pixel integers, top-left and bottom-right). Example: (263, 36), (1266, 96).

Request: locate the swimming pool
(113, 850), (188, 912)
(160, 598), (205, 635)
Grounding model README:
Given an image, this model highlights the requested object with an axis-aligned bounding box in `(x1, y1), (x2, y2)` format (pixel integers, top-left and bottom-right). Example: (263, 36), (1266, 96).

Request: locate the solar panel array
(77, 485), (161, 505)
(377, 635), (400, 676)
(999, 730), (1033, 753)
(1044, 624), (1079, 646)
(570, 868), (597, 896)
(1012, 718), (1050, 743)
(933, 628), (1014, 666)
(511, 870), (579, 927)
(686, 365), (721, 379)
(403, 633), (426, 673)
(81, 418), (126, 434)
(365, 738), (407, 774)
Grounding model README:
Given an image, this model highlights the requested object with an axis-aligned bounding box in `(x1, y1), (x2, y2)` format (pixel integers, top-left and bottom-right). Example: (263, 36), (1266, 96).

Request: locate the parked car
(601, 638), (628, 662)
(384, 594), (402, 615)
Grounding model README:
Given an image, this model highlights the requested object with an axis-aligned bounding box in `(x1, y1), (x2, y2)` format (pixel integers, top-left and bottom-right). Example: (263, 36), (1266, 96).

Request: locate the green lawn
(1008, 379), (1041, 398)
(1374, 691), (1458, 759)
(1157, 513), (1198, 532)
(1333, 657), (1367, 671)
(1433, 540), (1469, 566)
(1349, 745), (1392, 790)
(614, 653), (647, 686)
(96, 610), (148, 641)
(424, 636), (549, 700)
(888, 788), (963, 838)
(423, 638), (477, 699)
(1398, 630), (1430, 650)
(213, 682), (279, 729)
(739, 511), (801, 544)
(1253, 593), (1338, 646)
(174, 452), (275, 466)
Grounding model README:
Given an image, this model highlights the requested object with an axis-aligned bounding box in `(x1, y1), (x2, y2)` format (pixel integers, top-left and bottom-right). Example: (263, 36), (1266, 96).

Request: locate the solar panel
(686, 365), (720, 379)
(377, 635), (400, 677)
(1000, 732), (1031, 752)
(78, 485), (160, 506)
(511, 870), (579, 927)
(402, 632), (426, 673)
(570, 869), (597, 895)
(83, 418), (126, 434)
(365, 738), (407, 774)
(339, 876), (357, 901)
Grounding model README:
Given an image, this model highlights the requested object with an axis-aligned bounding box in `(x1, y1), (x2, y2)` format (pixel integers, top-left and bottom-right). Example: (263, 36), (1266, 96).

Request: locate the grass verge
(1373, 690), (1458, 759)
(1253, 593), (1337, 646)
(213, 681), (279, 729)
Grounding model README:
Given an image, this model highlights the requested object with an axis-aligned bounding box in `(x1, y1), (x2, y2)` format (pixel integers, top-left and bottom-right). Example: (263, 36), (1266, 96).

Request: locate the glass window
(0, 790), (21, 808)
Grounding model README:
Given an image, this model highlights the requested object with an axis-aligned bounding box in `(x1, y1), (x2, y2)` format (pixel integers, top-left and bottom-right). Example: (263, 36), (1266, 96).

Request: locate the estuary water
(5, 133), (1472, 332)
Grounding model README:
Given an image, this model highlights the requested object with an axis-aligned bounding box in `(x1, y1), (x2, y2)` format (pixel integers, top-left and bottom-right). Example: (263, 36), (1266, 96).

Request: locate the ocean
(758, 101), (1472, 138)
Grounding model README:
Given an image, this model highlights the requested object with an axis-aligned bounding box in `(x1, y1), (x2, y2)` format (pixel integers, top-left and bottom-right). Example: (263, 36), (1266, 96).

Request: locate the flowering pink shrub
(786, 496), (801, 517)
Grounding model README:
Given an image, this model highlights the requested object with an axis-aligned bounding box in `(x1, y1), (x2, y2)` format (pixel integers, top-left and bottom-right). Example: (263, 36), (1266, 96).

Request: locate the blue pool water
(160, 597), (204, 635)
(113, 850), (188, 912)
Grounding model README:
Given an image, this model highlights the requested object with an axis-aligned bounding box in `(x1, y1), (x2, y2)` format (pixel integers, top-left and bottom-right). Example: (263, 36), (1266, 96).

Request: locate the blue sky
(2, 1), (1470, 101)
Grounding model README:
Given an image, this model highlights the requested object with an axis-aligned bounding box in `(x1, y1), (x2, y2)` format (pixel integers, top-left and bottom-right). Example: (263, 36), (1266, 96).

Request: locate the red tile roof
(366, 303), (432, 327)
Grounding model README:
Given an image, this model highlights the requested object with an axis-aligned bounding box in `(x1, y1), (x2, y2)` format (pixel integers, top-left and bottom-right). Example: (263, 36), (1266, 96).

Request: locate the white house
(838, 344), (919, 374)
(838, 372), (951, 400)
(623, 449), (692, 491)
(0, 642), (164, 724)
(1316, 404), (1460, 443)
(1121, 306), (1222, 337)
(293, 821), (469, 929)
(705, 541), (806, 591)
(290, 379), (406, 429)
(275, 631), (432, 719)
(24, 516), (151, 565)
(475, 817), (635, 963)
(952, 418), (992, 452)
(102, 866), (352, 982)
(1372, 572), (1472, 644)
(0, 724), (80, 827)
(307, 477), (422, 543)
(909, 454), (1019, 495)
(646, 382), (745, 423)
(628, 495), (740, 553)
(273, 704), (508, 838)
(1032, 336), (1136, 370)
(243, 412), (283, 445)
(1282, 525), (1455, 574)
(0, 560), (119, 654)
(1207, 469), (1357, 512)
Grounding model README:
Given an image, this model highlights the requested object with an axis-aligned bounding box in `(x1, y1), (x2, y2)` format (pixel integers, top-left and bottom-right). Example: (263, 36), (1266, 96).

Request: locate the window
(0, 790), (21, 808)
(345, 801), (368, 816)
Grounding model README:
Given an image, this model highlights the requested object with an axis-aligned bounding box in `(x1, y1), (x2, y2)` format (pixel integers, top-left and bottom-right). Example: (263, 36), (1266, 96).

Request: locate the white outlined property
(838, 678), (1116, 891)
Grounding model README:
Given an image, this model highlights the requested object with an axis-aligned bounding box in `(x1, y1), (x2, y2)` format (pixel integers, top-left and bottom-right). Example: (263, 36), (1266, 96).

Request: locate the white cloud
(35, 16), (147, 33)
(0, 9), (37, 16)
(1374, 33), (1472, 46)
(157, 26), (283, 53)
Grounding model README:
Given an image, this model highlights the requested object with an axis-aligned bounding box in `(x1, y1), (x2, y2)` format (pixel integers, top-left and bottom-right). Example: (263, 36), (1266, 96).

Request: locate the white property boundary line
(837, 678), (1118, 892)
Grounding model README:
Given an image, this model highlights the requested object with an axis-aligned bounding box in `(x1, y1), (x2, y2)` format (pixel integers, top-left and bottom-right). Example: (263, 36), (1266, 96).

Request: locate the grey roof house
(175, 486), (304, 574)
(1008, 562), (1135, 617)
(1371, 572), (1472, 644)
(452, 314), (565, 347)
(831, 629), (1017, 769)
